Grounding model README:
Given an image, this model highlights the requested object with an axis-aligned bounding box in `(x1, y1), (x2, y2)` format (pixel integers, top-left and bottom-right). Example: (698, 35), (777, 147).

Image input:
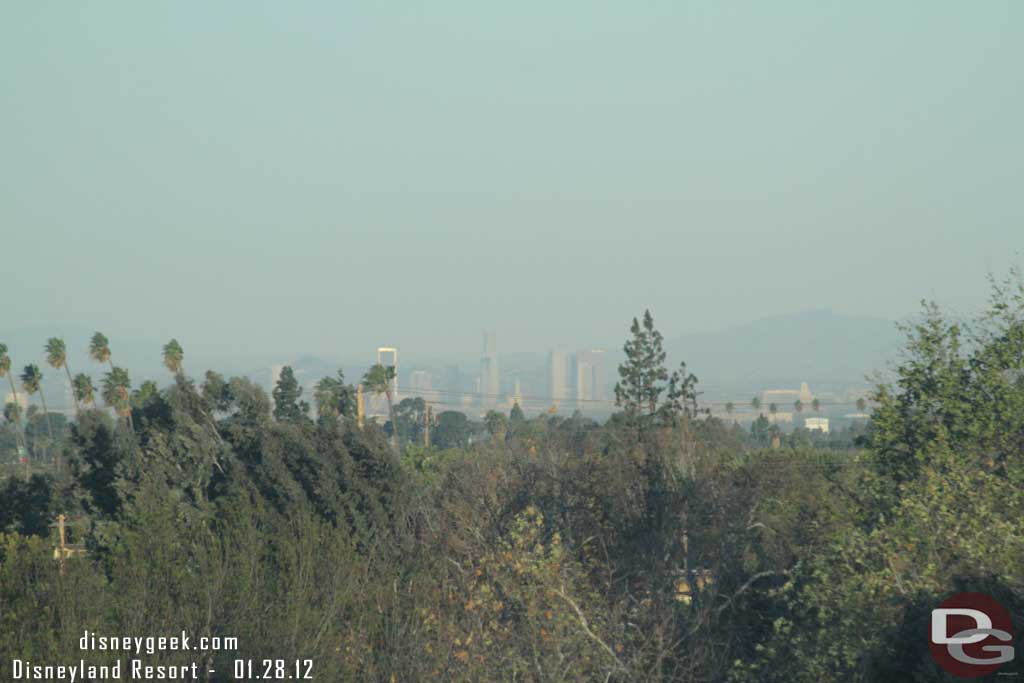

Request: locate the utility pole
(356, 384), (364, 430)
(56, 514), (67, 575)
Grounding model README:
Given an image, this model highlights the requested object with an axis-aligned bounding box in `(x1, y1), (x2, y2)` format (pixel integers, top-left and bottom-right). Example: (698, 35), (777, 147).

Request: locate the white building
(805, 417), (829, 433)
(547, 351), (570, 407)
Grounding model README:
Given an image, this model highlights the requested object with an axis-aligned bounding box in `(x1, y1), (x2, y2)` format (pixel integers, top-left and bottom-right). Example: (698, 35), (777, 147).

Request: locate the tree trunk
(385, 387), (397, 450)
(64, 364), (80, 417)
(38, 386), (54, 441)
(6, 373), (29, 480)
(38, 385), (60, 476)
(109, 359), (134, 430)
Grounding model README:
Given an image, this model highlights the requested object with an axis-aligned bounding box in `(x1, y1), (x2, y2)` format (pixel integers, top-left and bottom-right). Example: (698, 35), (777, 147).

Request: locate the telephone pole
(356, 384), (364, 430)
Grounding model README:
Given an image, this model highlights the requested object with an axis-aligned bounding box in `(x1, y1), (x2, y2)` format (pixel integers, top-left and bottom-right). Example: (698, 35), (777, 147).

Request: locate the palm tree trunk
(37, 386), (54, 441)
(385, 387), (397, 449)
(37, 385), (59, 475)
(6, 373), (29, 479)
(108, 359), (134, 430)
(64, 364), (80, 417)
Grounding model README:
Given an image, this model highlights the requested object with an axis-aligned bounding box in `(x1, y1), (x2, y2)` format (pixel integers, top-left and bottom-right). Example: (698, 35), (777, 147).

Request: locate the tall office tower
(547, 350), (570, 408)
(377, 347), (399, 403)
(409, 370), (432, 393)
(480, 331), (500, 407)
(573, 349), (607, 403)
(511, 376), (524, 410)
(443, 365), (462, 394)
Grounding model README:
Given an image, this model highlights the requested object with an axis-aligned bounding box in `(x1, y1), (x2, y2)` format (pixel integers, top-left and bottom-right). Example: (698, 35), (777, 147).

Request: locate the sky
(2, 1), (1022, 369)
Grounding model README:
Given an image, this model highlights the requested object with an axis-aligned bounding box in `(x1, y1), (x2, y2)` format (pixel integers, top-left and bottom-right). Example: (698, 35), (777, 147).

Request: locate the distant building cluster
(322, 332), (612, 418)
(259, 337), (870, 427)
(547, 349), (606, 411)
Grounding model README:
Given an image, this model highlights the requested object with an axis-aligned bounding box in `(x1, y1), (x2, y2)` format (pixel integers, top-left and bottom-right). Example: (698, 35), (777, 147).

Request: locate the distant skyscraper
(480, 331), (500, 407)
(511, 376), (524, 410)
(409, 370), (432, 393)
(443, 365), (463, 394)
(573, 349), (606, 403)
(547, 350), (570, 407)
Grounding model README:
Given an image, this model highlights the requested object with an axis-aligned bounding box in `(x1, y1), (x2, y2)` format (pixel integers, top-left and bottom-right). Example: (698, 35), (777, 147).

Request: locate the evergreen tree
(614, 309), (701, 428)
(614, 310), (668, 418)
(484, 409), (508, 442)
(272, 366), (308, 422)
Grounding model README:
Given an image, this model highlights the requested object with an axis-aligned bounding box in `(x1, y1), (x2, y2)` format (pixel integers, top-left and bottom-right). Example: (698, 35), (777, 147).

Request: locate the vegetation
(0, 273), (1022, 681)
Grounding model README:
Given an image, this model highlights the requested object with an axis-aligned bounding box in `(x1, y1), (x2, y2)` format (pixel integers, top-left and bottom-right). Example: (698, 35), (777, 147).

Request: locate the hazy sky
(3, 2), (1021, 367)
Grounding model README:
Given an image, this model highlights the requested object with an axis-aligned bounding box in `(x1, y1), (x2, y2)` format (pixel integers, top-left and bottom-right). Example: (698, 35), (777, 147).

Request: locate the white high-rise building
(573, 349), (606, 403)
(547, 351), (570, 408)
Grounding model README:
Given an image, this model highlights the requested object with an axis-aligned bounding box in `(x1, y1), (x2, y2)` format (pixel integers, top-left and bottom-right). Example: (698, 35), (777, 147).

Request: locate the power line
(383, 384), (869, 413)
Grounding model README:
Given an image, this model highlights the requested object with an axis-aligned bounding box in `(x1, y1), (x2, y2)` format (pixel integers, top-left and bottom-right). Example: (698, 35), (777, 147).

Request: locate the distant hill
(663, 310), (903, 396)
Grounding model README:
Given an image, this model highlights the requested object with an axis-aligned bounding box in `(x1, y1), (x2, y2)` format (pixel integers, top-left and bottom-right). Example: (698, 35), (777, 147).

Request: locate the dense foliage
(1, 273), (1022, 681)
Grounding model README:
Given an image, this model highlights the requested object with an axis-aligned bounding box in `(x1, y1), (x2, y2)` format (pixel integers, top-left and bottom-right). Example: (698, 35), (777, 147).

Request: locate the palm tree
(769, 402), (778, 423)
(794, 399), (803, 415)
(751, 396), (761, 416)
(45, 337), (79, 417)
(91, 333), (133, 428)
(20, 364), (55, 470)
(102, 366), (133, 423)
(0, 343), (19, 414)
(0, 343), (29, 467)
(89, 332), (113, 369)
(363, 363), (397, 448)
(811, 398), (821, 415)
(856, 397), (867, 413)
(20, 364), (54, 440)
(73, 373), (96, 407)
(0, 343), (19, 413)
(724, 401), (734, 420)
(162, 339), (184, 376)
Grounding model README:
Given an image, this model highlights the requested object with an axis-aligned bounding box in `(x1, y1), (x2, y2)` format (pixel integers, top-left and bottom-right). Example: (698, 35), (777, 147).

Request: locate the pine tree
(614, 309), (701, 428)
(272, 366), (308, 422)
(614, 310), (667, 418)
